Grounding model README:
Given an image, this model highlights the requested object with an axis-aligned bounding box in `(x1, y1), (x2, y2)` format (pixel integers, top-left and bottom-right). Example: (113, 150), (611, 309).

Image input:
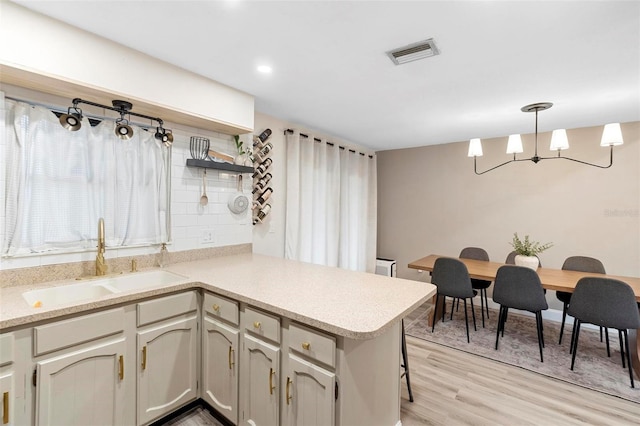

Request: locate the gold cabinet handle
(142, 346), (147, 370)
(212, 304), (220, 313)
(269, 367), (276, 395)
(286, 377), (292, 405)
(2, 391), (8, 424)
(228, 346), (235, 370)
(254, 321), (261, 329)
(302, 342), (311, 350)
(118, 355), (124, 381)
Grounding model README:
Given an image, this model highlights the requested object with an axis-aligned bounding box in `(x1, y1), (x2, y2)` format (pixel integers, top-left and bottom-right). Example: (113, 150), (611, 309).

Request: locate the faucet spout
(96, 218), (107, 276)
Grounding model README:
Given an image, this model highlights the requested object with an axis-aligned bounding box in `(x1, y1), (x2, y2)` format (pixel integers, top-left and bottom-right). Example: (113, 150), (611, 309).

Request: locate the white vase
(515, 255), (539, 271)
(234, 154), (246, 165)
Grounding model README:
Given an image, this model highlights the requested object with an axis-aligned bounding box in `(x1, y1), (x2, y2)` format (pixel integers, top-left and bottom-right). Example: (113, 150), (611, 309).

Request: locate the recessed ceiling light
(257, 65), (272, 74)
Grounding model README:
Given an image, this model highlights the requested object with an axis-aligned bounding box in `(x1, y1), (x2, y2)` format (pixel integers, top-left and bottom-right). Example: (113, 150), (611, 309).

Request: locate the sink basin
(22, 282), (114, 308)
(23, 270), (188, 308)
(101, 270), (188, 292)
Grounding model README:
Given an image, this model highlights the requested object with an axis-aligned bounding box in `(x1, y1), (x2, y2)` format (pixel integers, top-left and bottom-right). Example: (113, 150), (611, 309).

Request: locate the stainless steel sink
(23, 270), (188, 308)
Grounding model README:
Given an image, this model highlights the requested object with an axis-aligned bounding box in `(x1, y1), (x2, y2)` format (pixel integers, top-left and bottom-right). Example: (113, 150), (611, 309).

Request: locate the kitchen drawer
(33, 308), (124, 356)
(288, 323), (336, 368)
(243, 306), (280, 343)
(204, 292), (239, 326)
(0, 333), (14, 366)
(137, 291), (198, 327)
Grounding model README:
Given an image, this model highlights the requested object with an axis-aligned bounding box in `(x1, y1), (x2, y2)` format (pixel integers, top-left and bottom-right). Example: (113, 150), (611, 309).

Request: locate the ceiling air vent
(387, 38), (440, 65)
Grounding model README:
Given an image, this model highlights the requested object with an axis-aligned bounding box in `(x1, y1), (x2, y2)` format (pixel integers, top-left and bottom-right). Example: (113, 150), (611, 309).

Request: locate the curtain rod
(284, 129), (374, 159)
(4, 95), (157, 131)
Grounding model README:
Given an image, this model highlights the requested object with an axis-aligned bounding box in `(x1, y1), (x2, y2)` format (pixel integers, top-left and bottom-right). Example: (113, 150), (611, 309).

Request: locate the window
(2, 99), (170, 256)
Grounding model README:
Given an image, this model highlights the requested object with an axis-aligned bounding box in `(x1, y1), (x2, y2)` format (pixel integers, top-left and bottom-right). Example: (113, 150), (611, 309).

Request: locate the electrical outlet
(201, 229), (214, 244)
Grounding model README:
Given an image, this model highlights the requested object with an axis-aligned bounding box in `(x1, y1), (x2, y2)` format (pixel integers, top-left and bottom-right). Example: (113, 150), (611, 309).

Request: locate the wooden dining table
(408, 254), (640, 379)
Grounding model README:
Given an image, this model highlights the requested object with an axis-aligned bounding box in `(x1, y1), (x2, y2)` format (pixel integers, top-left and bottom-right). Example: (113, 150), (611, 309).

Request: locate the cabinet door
(35, 338), (126, 426)
(282, 354), (335, 426)
(0, 372), (14, 426)
(241, 334), (280, 426)
(202, 317), (239, 425)
(137, 316), (198, 425)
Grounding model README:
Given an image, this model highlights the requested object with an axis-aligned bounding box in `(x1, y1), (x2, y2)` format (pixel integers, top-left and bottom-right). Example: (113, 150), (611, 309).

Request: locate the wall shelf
(186, 159), (254, 174)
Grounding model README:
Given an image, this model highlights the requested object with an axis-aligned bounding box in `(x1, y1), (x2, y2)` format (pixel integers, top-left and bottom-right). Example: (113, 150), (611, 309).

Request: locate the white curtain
(3, 99), (168, 256)
(285, 131), (377, 272)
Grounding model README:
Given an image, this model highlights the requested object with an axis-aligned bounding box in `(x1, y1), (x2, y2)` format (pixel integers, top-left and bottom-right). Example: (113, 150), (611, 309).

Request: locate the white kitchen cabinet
(31, 308), (128, 426)
(202, 292), (240, 425)
(282, 354), (335, 426)
(136, 292), (198, 425)
(282, 322), (336, 426)
(35, 338), (127, 426)
(0, 333), (15, 426)
(240, 307), (281, 426)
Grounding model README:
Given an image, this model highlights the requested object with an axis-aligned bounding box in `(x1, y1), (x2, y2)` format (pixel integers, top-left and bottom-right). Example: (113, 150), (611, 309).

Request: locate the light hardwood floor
(165, 336), (640, 425)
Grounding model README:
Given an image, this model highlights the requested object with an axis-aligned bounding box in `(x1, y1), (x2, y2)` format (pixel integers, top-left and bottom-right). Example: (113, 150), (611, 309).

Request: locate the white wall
(0, 85), (252, 271)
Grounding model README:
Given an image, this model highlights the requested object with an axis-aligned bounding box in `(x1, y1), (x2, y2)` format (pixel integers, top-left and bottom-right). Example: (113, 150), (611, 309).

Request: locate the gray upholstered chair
(568, 277), (640, 388)
(557, 256), (606, 346)
(493, 265), (549, 362)
(431, 257), (477, 343)
(459, 247), (492, 328)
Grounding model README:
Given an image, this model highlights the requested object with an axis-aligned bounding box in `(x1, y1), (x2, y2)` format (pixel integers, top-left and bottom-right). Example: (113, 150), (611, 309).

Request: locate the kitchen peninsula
(0, 253), (435, 426)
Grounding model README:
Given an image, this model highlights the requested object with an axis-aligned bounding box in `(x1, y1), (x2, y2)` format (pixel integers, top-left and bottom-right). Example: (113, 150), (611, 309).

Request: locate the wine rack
(252, 128), (273, 225)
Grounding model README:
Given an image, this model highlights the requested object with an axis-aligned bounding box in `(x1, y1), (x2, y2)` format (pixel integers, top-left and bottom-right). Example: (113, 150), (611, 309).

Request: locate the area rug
(404, 301), (640, 403)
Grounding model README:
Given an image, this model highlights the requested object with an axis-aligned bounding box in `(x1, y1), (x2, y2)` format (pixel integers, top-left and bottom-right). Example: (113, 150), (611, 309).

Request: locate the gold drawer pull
(286, 377), (292, 405)
(269, 367), (276, 395)
(3, 391), (8, 424)
(302, 342), (311, 350)
(212, 304), (220, 312)
(142, 346), (147, 370)
(254, 321), (261, 329)
(228, 346), (235, 370)
(118, 355), (124, 381)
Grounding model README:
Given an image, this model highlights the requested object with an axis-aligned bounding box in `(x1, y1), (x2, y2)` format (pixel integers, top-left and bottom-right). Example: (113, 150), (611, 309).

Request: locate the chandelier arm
(473, 157), (516, 175)
(535, 149), (614, 169)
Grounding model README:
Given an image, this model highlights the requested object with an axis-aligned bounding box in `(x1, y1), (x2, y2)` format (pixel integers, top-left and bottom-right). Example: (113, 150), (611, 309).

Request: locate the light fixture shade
(468, 138), (483, 157)
(506, 134), (523, 154)
(550, 129), (569, 151)
(600, 123), (624, 146)
(115, 123), (133, 140)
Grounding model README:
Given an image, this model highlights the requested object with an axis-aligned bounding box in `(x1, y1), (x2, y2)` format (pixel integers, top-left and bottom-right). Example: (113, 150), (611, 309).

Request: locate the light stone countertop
(0, 253), (435, 339)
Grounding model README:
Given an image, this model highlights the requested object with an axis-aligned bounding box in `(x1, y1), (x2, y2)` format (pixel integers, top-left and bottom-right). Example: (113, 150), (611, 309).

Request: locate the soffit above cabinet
(1, 64), (253, 136)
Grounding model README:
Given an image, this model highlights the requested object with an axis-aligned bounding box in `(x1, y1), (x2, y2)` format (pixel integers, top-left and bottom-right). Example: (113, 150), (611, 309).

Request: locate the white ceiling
(12, 0), (640, 151)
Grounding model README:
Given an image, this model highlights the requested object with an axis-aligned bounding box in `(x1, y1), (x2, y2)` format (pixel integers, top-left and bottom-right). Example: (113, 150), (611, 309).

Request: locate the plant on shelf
(233, 135), (252, 166)
(509, 233), (553, 270)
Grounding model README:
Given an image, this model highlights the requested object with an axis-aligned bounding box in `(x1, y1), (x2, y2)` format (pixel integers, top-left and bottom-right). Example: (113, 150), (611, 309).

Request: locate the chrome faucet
(96, 217), (107, 276)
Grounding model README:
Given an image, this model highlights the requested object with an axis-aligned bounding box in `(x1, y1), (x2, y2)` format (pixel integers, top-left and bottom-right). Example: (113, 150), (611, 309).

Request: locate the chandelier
(467, 102), (624, 175)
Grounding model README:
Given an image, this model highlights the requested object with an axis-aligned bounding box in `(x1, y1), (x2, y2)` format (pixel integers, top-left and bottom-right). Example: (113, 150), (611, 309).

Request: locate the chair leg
(502, 307), (508, 337)
(456, 297), (460, 312)
(605, 328), (611, 357)
(450, 299), (455, 320)
(400, 320), (414, 402)
(463, 299), (470, 343)
(558, 302), (568, 344)
(571, 320), (582, 370)
(535, 311), (544, 362)
(442, 296), (446, 323)
(623, 329), (634, 388)
(432, 294), (439, 334)
(483, 288), (490, 318)
(495, 305), (504, 350)
(619, 329), (626, 368)
(600, 326), (603, 342)
(470, 297), (477, 331)
(479, 290), (485, 328)
(539, 311), (545, 348)
(569, 320), (578, 354)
